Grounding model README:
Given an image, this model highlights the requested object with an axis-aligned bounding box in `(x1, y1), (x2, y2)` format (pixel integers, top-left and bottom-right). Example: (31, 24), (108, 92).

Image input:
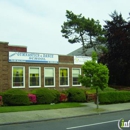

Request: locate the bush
(103, 87), (116, 92)
(3, 89), (30, 106)
(0, 96), (2, 101)
(99, 91), (130, 104)
(50, 89), (60, 103)
(28, 94), (37, 104)
(86, 87), (116, 94)
(31, 88), (59, 104)
(0, 92), (4, 96)
(67, 87), (86, 102)
(0, 96), (3, 106)
(60, 93), (68, 102)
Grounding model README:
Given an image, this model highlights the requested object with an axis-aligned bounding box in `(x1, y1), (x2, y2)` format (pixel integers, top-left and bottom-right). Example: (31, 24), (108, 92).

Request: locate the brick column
(0, 42), (9, 92)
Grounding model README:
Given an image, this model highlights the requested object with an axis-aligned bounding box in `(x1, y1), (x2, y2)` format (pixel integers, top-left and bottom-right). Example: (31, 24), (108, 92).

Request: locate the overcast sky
(0, 0), (130, 55)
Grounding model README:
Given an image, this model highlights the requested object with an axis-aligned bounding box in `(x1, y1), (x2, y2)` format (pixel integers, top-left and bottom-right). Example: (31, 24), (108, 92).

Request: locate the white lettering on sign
(9, 52), (58, 64)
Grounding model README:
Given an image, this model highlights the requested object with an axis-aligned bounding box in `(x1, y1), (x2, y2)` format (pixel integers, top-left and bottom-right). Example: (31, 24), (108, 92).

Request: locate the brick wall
(8, 62), (82, 92)
(8, 45), (27, 52)
(0, 42), (83, 92)
(0, 42), (9, 91)
(59, 55), (73, 63)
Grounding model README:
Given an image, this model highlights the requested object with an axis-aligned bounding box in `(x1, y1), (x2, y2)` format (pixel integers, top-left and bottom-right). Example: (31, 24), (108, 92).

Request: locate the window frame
(44, 67), (55, 87)
(59, 67), (69, 87)
(29, 66), (41, 88)
(72, 68), (81, 86)
(12, 66), (25, 88)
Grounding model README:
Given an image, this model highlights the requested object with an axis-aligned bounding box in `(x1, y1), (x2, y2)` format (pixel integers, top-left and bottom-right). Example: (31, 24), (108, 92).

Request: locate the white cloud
(0, 0), (130, 54)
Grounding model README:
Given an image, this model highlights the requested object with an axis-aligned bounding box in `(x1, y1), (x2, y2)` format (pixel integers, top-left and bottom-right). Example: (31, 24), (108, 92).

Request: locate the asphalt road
(0, 110), (130, 130)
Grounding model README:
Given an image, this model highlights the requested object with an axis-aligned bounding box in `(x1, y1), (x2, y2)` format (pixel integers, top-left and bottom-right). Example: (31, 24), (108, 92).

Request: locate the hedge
(50, 89), (60, 103)
(67, 87), (86, 102)
(0, 92), (4, 96)
(31, 88), (60, 104)
(3, 89), (30, 106)
(99, 91), (130, 104)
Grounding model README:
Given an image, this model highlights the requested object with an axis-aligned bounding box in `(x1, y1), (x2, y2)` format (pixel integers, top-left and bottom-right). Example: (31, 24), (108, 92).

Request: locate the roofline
(9, 45), (27, 48)
(0, 41), (9, 44)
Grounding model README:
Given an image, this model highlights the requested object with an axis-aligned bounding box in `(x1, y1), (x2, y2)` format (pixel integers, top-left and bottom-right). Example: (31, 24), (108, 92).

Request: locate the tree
(101, 11), (130, 86)
(78, 52), (109, 109)
(61, 10), (106, 56)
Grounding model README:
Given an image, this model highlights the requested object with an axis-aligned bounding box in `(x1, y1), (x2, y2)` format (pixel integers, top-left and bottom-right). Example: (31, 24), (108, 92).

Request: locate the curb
(0, 109), (130, 126)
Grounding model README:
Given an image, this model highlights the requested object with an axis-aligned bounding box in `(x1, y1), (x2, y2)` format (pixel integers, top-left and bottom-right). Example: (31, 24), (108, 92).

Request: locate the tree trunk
(96, 87), (99, 109)
(80, 33), (86, 56)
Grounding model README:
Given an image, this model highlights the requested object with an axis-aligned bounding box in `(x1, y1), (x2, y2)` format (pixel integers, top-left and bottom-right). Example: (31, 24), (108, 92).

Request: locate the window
(12, 66), (25, 88)
(72, 68), (81, 86)
(59, 68), (69, 86)
(44, 68), (55, 87)
(29, 67), (41, 88)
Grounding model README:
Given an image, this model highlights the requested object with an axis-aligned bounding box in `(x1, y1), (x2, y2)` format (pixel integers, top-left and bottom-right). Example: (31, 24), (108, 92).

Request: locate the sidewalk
(0, 102), (130, 125)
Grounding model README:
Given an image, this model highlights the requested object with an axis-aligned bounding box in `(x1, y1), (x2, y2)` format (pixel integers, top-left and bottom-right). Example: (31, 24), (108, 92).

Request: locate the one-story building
(0, 41), (92, 92)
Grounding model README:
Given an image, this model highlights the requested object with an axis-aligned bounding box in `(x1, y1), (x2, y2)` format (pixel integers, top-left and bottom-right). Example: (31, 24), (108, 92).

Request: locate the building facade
(0, 41), (91, 92)
(8, 45), (27, 52)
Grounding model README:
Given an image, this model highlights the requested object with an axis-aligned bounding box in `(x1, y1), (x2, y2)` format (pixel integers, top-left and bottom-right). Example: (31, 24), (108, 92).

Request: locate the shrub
(3, 89), (30, 106)
(103, 87), (116, 92)
(28, 94), (37, 104)
(67, 87), (86, 102)
(31, 88), (57, 104)
(50, 89), (60, 103)
(60, 93), (68, 102)
(99, 91), (130, 104)
(86, 93), (96, 102)
(86, 87), (116, 94)
(0, 96), (3, 106)
(0, 92), (4, 96)
(0, 96), (2, 101)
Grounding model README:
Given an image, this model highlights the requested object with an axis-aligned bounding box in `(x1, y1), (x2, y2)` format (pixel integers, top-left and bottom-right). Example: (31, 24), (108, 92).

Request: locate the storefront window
(72, 68), (81, 86)
(59, 68), (69, 86)
(29, 67), (41, 87)
(12, 66), (25, 88)
(44, 68), (55, 87)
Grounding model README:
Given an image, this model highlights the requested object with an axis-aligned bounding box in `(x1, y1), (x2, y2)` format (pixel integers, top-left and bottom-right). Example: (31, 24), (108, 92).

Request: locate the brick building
(0, 41), (92, 92)
(8, 45), (27, 52)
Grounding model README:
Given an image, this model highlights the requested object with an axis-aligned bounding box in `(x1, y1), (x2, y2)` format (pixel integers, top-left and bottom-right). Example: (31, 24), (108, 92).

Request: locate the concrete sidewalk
(0, 102), (130, 125)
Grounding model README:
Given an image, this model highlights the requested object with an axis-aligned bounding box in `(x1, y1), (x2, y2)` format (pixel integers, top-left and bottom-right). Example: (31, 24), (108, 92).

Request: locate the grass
(92, 108), (106, 113)
(0, 102), (86, 113)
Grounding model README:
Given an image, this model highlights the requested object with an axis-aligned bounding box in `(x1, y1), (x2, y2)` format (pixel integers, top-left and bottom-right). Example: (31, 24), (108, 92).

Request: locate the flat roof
(9, 45), (27, 48)
(0, 41), (9, 44)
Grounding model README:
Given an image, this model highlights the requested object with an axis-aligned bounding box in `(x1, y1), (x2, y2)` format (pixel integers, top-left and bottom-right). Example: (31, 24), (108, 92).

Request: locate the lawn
(0, 102), (86, 113)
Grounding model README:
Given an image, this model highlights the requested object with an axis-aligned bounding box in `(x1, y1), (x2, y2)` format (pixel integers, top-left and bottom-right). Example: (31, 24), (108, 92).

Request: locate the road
(0, 110), (130, 130)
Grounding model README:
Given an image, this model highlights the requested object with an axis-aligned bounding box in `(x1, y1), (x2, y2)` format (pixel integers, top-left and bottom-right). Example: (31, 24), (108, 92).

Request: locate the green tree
(78, 52), (109, 109)
(61, 10), (106, 56)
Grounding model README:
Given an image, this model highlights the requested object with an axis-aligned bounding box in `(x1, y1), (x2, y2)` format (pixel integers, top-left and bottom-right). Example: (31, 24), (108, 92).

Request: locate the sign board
(9, 52), (59, 64)
(74, 56), (92, 64)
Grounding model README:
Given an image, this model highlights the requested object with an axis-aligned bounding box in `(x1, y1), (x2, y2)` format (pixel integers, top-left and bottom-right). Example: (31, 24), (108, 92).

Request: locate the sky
(0, 0), (130, 55)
